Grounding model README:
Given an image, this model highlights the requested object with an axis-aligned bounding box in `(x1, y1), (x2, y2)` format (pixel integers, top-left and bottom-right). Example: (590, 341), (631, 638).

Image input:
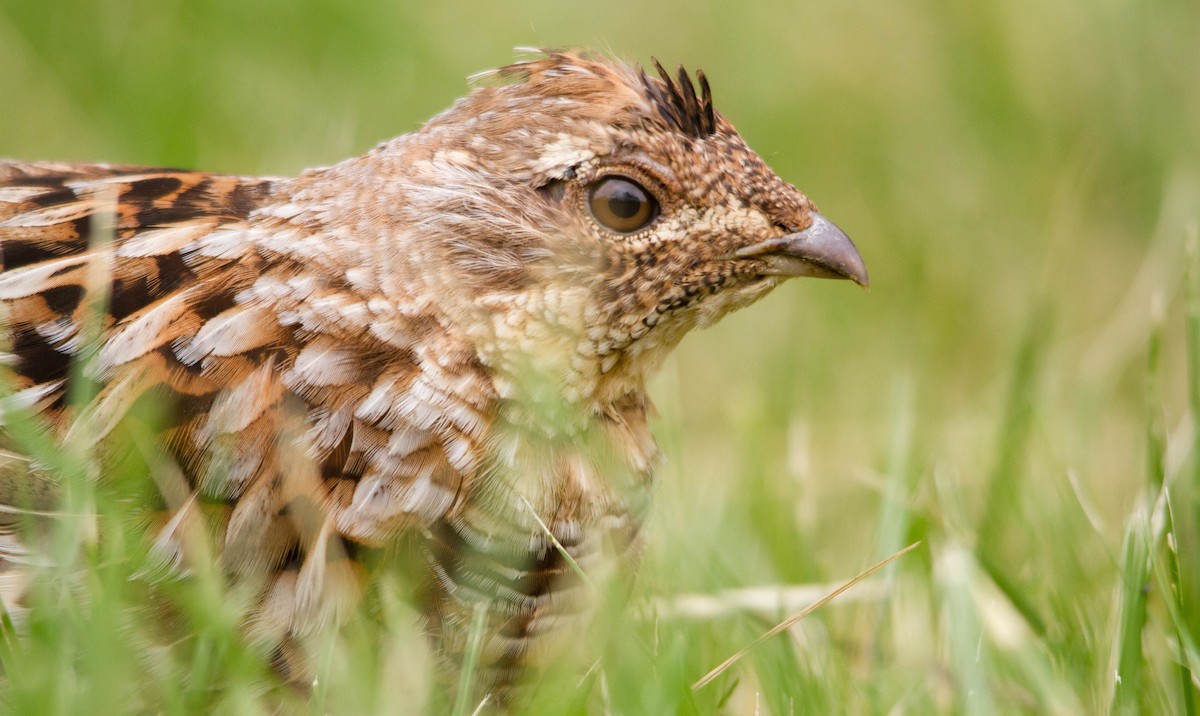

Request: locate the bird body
(0, 51), (866, 696)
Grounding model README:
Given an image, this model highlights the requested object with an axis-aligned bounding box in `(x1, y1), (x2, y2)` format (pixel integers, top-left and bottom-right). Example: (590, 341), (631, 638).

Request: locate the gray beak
(734, 213), (869, 287)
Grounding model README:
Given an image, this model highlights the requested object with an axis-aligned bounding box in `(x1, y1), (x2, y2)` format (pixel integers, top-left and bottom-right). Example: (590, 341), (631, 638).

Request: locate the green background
(1, 0), (1198, 712)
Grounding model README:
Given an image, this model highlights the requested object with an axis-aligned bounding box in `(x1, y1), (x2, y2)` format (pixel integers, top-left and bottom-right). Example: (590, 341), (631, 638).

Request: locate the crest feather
(640, 58), (718, 139)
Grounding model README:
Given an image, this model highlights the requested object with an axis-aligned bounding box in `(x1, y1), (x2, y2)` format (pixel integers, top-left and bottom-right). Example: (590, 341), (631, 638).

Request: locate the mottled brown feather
(0, 50), (864, 704)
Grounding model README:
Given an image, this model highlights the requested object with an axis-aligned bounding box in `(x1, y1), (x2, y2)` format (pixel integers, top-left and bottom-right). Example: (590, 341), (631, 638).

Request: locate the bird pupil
(608, 190), (642, 219)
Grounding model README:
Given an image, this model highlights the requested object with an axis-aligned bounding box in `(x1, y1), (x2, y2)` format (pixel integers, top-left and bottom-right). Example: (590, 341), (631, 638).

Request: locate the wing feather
(0, 160), (496, 672)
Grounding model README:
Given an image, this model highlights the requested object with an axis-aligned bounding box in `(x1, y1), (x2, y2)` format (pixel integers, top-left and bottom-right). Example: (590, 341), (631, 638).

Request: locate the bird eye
(587, 176), (659, 234)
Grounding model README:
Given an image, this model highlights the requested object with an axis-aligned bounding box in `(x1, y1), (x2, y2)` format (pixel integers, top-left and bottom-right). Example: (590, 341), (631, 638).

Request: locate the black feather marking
(133, 203), (212, 229)
(320, 420), (355, 480)
(676, 65), (699, 127)
(640, 58), (718, 139)
(108, 276), (152, 323)
(173, 177), (212, 208)
(696, 69), (715, 132)
(109, 252), (196, 322)
(192, 290), (238, 321)
(1, 239), (77, 271)
(124, 177), (268, 227)
(120, 176), (184, 204)
(10, 325), (71, 385)
(40, 284), (85, 315)
(29, 186), (79, 208)
(227, 181), (271, 220)
(154, 251), (194, 289)
(6, 175), (72, 190)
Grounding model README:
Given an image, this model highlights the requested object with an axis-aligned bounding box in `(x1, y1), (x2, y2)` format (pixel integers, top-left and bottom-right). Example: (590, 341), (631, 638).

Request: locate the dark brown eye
(587, 176), (659, 233)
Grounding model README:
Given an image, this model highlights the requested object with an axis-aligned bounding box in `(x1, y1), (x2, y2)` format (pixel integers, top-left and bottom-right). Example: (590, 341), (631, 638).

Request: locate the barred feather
(0, 49), (865, 704)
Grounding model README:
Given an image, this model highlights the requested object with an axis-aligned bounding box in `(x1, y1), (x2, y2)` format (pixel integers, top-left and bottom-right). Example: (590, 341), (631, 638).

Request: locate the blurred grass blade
(975, 307), (1050, 638)
(1145, 289), (1198, 715)
(1152, 494), (1200, 716)
(692, 541), (920, 691)
(1188, 227), (1200, 481)
(936, 545), (996, 716)
(1111, 508), (1151, 715)
(977, 306), (1049, 552)
(452, 600), (490, 716)
(1178, 226), (1200, 715)
(521, 494), (594, 588)
(876, 376), (917, 573)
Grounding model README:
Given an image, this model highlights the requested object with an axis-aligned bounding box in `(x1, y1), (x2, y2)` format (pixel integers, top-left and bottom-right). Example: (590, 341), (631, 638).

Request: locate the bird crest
(471, 49), (720, 139)
(639, 58), (718, 139)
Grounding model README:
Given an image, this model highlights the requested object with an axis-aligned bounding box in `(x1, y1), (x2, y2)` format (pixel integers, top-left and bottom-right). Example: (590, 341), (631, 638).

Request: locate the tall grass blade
(692, 541), (920, 691)
(1110, 509), (1151, 715)
(452, 600), (491, 716)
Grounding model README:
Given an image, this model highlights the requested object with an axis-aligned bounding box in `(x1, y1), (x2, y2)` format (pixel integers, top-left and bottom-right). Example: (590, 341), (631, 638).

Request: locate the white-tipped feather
(94, 291), (197, 373)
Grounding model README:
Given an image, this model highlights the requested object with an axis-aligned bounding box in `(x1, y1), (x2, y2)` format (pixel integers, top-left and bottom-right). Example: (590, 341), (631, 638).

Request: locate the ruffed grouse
(0, 51), (866, 698)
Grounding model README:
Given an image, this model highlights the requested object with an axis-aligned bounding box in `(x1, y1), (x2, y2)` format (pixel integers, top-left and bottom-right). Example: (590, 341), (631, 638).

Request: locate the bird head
(322, 51), (866, 407)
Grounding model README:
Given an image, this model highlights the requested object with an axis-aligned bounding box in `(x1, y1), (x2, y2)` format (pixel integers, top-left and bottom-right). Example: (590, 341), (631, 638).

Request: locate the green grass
(2, 0), (1199, 713)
